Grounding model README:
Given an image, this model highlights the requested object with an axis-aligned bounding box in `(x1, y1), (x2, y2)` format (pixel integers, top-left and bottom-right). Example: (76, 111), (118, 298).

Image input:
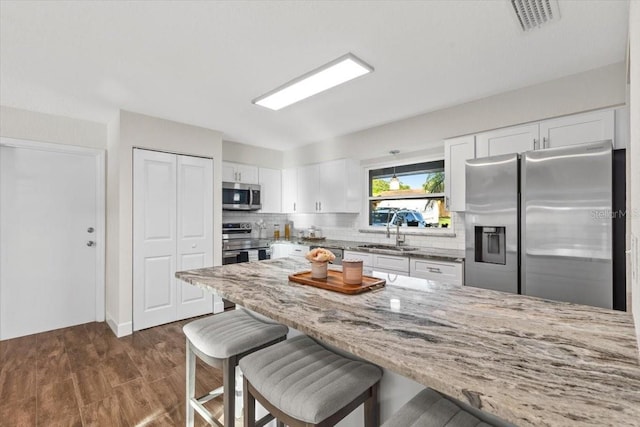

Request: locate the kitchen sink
(356, 244), (420, 252)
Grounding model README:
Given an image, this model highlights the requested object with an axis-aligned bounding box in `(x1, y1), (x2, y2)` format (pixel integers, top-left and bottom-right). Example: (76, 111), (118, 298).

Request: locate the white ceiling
(0, 1), (630, 150)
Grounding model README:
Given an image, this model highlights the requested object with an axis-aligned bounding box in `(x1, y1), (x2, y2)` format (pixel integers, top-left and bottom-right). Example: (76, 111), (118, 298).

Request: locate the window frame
(361, 155), (455, 235)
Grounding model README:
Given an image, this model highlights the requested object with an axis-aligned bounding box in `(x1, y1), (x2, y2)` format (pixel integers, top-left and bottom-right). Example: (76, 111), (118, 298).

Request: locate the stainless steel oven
(222, 222), (271, 309)
(222, 182), (261, 211)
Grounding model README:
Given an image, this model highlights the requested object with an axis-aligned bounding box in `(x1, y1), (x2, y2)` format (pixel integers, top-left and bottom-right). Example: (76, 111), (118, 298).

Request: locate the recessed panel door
(133, 149), (177, 331)
(176, 155), (213, 319)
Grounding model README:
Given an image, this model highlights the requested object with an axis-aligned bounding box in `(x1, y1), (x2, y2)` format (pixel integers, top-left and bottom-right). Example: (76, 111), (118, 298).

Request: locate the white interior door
(176, 154), (213, 319)
(133, 149), (177, 331)
(1, 143), (101, 339)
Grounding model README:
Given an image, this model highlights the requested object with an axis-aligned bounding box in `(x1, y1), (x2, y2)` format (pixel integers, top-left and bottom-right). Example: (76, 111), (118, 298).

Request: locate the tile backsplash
(223, 211), (465, 251)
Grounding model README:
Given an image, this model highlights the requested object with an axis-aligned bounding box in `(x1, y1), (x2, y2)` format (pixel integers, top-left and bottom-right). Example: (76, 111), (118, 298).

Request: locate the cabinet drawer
(289, 245), (310, 258)
(373, 254), (409, 273)
(410, 259), (462, 285)
(344, 251), (373, 267)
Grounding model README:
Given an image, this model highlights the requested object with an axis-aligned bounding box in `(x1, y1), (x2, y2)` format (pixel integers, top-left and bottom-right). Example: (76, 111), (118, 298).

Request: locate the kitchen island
(176, 258), (640, 427)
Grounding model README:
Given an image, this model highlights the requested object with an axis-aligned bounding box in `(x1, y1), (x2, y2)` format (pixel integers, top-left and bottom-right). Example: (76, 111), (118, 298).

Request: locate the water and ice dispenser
(474, 226), (506, 265)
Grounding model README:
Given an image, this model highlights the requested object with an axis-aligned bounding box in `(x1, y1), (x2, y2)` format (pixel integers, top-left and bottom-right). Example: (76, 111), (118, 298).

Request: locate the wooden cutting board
(288, 270), (385, 294)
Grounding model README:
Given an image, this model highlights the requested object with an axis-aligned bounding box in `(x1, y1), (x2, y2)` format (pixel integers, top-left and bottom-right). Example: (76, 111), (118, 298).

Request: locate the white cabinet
(282, 168), (298, 213)
(539, 110), (614, 149)
(410, 258), (463, 286)
(374, 254), (409, 274)
(297, 164), (319, 213)
(133, 149), (216, 331)
(475, 110), (615, 158)
(222, 161), (259, 184)
(258, 167), (281, 213)
(476, 124), (539, 158)
(294, 159), (361, 213)
(344, 251), (373, 266)
(271, 243), (309, 259)
(444, 135), (475, 212)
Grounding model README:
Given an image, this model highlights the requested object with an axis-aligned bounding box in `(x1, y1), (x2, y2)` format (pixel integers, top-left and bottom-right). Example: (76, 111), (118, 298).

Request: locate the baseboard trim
(106, 311), (133, 337)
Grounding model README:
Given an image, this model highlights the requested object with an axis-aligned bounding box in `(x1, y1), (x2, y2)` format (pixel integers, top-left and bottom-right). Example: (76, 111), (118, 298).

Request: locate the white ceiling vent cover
(511, 0), (560, 31)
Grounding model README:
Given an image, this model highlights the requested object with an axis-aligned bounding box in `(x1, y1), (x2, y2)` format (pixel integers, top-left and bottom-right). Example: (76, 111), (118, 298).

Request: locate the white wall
(0, 106), (107, 149)
(111, 110), (223, 336)
(223, 139), (283, 169)
(628, 1), (640, 347)
(284, 62), (626, 167)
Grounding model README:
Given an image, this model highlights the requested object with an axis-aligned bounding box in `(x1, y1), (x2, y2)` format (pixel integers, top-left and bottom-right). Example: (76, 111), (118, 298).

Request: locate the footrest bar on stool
(196, 386), (225, 404)
(190, 397), (224, 427)
(255, 413), (275, 427)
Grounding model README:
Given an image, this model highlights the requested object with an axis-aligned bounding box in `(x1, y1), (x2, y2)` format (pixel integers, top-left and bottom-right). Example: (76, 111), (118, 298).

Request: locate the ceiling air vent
(511, 0), (560, 31)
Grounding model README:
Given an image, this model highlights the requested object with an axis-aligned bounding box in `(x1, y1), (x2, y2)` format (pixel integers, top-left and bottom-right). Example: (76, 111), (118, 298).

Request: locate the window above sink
(367, 159), (450, 230)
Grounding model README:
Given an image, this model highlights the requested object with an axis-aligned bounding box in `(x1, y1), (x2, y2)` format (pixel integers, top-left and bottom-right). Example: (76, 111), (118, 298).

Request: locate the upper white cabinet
(222, 161), (259, 184)
(539, 110), (614, 149)
(444, 135), (475, 212)
(476, 124), (539, 158)
(296, 164), (320, 213)
(286, 159), (361, 213)
(258, 167), (281, 213)
(475, 110), (615, 158)
(282, 168), (298, 213)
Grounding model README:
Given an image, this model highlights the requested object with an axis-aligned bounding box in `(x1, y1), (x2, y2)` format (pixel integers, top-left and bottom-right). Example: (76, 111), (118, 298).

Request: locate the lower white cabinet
(271, 243), (310, 259)
(374, 254), (409, 274)
(409, 258), (463, 285)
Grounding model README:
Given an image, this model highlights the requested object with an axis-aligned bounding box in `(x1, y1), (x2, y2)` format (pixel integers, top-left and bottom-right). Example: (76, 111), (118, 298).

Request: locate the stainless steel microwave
(222, 182), (261, 211)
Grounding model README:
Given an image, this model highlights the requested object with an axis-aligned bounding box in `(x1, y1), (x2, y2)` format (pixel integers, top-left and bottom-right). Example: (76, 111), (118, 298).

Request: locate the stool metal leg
(186, 338), (196, 427)
(223, 357), (236, 427)
(364, 383), (379, 427)
(243, 376), (256, 427)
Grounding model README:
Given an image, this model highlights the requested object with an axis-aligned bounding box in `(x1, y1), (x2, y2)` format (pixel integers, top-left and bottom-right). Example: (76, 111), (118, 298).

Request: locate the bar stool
(239, 334), (383, 427)
(183, 309), (288, 427)
(382, 388), (503, 427)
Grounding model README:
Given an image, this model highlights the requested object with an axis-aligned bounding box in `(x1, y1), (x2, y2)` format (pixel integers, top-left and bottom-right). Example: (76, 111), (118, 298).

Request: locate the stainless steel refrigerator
(464, 141), (613, 309)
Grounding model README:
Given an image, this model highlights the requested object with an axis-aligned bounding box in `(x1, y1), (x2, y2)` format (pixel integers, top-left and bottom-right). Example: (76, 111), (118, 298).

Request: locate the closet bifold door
(176, 154), (213, 319)
(133, 149), (178, 331)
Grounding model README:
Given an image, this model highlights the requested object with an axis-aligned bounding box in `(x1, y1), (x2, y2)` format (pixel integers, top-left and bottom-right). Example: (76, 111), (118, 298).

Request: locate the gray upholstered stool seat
(382, 388), (495, 427)
(240, 334), (383, 427)
(183, 309), (288, 427)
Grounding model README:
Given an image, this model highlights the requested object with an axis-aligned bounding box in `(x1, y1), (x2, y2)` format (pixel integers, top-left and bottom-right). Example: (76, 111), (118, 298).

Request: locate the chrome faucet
(385, 208), (406, 247)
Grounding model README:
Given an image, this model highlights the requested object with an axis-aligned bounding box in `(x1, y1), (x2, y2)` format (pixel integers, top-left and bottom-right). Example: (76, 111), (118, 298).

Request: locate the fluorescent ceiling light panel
(253, 53), (373, 111)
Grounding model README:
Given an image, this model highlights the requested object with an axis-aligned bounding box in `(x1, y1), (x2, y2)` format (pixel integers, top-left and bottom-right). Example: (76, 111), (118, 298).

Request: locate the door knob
(87, 227), (95, 233)
(86, 241), (96, 247)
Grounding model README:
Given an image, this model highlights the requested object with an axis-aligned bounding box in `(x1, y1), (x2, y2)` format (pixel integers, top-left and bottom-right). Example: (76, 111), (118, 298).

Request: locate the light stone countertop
(176, 258), (640, 427)
(271, 238), (465, 262)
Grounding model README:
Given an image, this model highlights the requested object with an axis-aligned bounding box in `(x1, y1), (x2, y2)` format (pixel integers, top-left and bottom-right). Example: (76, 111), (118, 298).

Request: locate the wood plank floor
(0, 319), (239, 426)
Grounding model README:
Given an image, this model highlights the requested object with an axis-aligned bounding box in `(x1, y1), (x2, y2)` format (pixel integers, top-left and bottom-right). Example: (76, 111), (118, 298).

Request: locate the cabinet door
(476, 124), (539, 158)
(296, 164), (319, 213)
(270, 243), (288, 259)
(343, 251), (373, 267)
(133, 150), (178, 331)
(258, 167), (281, 213)
(222, 161), (237, 182)
(318, 159), (345, 212)
(176, 155), (214, 320)
(444, 135), (475, 212)
(410, 258), (463, 285)
(373, 254), (409, 273)
(281, 168), (298, 213)
(236, 164), (259, 184)
(539, 110), (614, 149)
